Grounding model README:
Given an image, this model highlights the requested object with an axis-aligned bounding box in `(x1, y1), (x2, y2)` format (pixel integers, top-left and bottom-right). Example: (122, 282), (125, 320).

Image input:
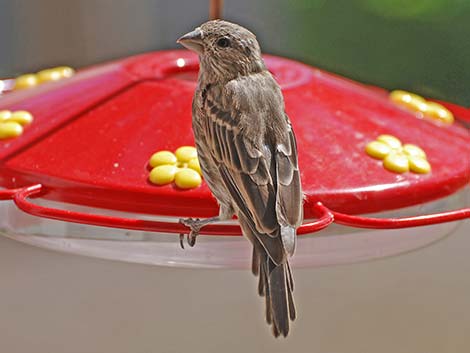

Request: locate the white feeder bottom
(0, 189), (467, 268)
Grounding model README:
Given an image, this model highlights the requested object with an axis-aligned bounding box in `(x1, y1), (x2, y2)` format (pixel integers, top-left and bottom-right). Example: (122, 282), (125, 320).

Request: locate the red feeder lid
(0, 50), (469, 221)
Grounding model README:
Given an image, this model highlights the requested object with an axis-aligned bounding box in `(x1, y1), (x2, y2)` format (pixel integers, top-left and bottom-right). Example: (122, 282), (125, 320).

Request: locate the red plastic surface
(1, 50), (469, 220)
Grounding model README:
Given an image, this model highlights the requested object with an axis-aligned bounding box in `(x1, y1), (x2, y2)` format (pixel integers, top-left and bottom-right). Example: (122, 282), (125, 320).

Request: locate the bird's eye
(216, 37), (231, 48)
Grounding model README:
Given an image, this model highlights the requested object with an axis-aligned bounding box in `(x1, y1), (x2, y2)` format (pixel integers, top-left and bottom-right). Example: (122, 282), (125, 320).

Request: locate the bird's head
(177, 20), (265, 82)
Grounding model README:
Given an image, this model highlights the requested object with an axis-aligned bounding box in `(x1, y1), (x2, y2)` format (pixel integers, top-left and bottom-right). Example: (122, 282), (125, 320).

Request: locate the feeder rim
(1, 184), (469, 236)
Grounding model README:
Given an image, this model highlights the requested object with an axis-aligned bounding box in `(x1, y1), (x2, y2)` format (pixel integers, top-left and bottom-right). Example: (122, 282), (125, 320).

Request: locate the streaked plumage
(177, 20), (303, 337)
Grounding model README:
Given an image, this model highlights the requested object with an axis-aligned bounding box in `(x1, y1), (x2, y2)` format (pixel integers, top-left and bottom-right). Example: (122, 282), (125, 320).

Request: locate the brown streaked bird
(177, 20), (303, 338)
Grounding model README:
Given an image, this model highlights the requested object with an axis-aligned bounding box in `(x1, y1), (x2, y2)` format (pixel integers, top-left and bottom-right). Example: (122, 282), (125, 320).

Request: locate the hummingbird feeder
(0, 1), (469, 268)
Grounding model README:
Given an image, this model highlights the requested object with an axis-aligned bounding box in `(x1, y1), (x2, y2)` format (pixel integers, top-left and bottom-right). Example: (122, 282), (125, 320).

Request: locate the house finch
(177, 20), (303, 338)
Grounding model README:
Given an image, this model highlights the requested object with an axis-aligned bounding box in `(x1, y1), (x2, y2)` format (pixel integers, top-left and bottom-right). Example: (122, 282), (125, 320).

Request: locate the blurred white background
(1, 220), (470, 353)
(1, 0), (469, 104)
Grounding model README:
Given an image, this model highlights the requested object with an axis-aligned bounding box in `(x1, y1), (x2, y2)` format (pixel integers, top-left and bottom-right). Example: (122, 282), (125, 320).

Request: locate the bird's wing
(203, 75), (302, 263)
(274, 122), (303, 255)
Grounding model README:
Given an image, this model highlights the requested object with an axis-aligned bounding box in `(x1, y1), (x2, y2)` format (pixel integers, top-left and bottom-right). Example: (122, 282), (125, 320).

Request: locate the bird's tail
(252, 244), (296, 338)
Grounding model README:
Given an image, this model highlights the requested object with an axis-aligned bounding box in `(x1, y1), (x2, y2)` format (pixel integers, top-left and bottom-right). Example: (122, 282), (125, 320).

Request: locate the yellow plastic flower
(14, 66), (75, 90)
(365, 134), (431, 174)
(148, 146), (202, 189)
(389, 90), (454, 124)
(0, 110), (34, 140)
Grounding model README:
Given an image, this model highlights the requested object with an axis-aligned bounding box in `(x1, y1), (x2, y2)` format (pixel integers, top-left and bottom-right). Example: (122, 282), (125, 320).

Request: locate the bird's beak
(177, 27), (204, 55)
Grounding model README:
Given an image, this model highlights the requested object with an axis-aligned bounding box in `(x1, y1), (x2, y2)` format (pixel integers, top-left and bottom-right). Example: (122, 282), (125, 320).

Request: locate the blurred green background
(1, 0), (469, 105)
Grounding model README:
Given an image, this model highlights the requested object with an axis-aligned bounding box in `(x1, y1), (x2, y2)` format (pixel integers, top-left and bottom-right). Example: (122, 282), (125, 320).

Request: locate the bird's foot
(179, 218), (203, 249)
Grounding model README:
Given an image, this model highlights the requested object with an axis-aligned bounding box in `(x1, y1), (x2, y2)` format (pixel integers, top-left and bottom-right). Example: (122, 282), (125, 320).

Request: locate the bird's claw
(179, 218), (202, 249)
